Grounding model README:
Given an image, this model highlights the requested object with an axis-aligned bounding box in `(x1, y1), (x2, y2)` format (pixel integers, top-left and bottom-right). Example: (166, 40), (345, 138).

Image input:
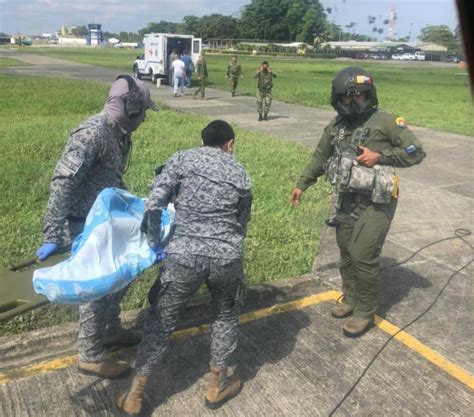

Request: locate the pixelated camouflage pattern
(196, 57), (208, 78)
(227, 62), (242, 78)
(134, 254), (244, 375)
(256, 90), (272, 114)
(43, 112), (131, 246)
(143, 146), (252, 260)
(78, 286), (129, 362)
(255, 70), (276, 93)
(43, 112), (133, 363)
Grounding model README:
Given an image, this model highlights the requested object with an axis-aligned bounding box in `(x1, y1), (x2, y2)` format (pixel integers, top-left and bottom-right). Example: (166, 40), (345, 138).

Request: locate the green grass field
(0, 57), (29, 67)
(15, 47), (474, 135)
(0, 74), (330, 335)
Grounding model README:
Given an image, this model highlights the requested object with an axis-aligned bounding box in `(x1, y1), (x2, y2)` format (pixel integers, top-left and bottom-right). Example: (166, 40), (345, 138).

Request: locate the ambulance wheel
(133, 65), (142, 80)
(151, 72), (158, 83)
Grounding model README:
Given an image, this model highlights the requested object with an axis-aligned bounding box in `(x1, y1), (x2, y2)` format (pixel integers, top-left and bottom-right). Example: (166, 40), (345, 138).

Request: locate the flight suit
(297, 111), (425, 318)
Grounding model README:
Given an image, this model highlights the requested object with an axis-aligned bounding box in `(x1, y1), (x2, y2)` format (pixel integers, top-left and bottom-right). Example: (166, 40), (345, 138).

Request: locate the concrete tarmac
(0, 49), (473, 416)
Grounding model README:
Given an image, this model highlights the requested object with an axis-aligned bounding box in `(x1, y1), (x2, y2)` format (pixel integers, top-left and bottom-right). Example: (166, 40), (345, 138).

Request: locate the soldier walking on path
(226, 54), (243, 97)
(193, 52), (208, 100)
(117, 120), (252, 415)
(290, 67), (425, 337)
(35, 75), (159, 377)
(255, 61), (276, 121)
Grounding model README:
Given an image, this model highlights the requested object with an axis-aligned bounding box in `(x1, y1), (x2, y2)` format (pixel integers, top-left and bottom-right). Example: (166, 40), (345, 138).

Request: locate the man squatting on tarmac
(117, 120), (252, 415)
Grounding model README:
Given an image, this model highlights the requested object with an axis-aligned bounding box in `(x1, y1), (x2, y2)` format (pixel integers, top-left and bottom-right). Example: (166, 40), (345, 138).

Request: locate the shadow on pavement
(377, 256), (432, 317)
(69, 307), (310, 416)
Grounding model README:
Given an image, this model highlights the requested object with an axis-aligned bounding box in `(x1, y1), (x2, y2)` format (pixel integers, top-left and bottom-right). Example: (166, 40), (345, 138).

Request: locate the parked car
(354, 52), (369, 60)
(391, 54), (403, 60)
(443, 55), (460, 63)
(414, 51), (426, 60)
(378, 54), (388, 60)
(402, 53), (416, 60)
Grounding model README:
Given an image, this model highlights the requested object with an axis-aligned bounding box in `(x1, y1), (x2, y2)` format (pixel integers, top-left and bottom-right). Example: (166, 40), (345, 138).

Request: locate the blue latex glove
(152, 245), (166, 264)
(36, 242), (60, 261)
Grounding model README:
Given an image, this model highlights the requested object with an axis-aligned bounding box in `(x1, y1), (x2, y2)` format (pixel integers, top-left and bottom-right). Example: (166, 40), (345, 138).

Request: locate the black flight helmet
(331, 67), (378, 118)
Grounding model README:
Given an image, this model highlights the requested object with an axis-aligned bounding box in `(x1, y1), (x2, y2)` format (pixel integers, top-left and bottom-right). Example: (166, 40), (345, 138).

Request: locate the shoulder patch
(395, 117), (407, 128)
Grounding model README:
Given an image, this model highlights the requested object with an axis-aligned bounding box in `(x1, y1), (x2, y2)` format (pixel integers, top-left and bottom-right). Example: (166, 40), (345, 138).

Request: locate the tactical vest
(325, 115), (399, 206)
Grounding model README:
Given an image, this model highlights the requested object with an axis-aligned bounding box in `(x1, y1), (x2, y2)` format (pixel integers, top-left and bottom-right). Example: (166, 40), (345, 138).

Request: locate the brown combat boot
(205, 367), (242, 409)
(343, 316), (374, 338)
(104, 328), (142, 348)
(331, 303), (354, 319)
(78, 359), (130, 379)
(117, 373), (148, 415)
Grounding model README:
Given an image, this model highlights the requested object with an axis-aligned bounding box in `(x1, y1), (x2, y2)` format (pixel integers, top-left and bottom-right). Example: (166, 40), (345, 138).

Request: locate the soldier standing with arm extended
(36, 75), (159, 377)
(255, 60), (276, 121)
(226, 54), (243, 97)
(117, 120), (252, 415)
(193, 51), (208, 100)
(290, 67), (425, 337)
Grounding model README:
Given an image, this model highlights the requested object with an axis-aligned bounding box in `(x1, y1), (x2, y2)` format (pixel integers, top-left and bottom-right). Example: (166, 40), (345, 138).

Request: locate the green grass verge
(0, 57), (29, 67)
(16, 47), (474, 135)
(0, 74), (330, 335)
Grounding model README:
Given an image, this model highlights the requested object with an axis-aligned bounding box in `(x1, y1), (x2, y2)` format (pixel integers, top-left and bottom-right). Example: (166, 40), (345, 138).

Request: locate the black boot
(258, 113), (263, 121)
(263, 113), (268, 121)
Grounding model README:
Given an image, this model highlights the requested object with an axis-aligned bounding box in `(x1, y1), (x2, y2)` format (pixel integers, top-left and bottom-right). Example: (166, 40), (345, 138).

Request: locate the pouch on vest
(339, 153), (354, 189)
(325, 155), (341, 186)
(346, 163), (375, 194)
(372, 165), (396, 204)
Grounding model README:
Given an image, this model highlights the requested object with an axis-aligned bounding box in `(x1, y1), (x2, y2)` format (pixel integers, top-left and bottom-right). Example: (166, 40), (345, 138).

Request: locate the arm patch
(405, 144), (416, 154)
(395, 117), (407, 128)
(56, 153), (83, 177)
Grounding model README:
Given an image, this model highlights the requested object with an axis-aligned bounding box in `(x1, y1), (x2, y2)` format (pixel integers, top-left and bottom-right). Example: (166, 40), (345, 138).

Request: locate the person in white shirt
(171, 55), (186, 97)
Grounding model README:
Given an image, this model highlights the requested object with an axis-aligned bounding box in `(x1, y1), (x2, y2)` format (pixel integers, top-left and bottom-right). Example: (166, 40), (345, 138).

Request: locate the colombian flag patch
(395, 117), (407, 127)
(356, 75), (373, 84)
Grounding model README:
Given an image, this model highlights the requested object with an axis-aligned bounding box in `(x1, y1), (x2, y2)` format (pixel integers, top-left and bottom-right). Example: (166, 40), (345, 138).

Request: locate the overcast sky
(0, 0), (458, 41)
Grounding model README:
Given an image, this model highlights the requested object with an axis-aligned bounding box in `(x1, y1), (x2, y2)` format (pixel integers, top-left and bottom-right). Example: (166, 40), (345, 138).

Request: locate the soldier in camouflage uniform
(290, 67), (425, 337)
(36, 75), (159, 378)
(193, 52), (208, 100)
(226, 54), (243, 97)
(255, 61), (276, 121)
(117, 120), (252, 415)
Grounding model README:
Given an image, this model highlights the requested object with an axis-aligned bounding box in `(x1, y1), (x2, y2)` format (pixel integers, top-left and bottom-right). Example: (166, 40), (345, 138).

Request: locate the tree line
(97, 0), (459, 49)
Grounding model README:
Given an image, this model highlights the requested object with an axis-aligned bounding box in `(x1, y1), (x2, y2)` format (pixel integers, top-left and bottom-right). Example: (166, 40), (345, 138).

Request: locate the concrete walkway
(0, 49), (473, 416)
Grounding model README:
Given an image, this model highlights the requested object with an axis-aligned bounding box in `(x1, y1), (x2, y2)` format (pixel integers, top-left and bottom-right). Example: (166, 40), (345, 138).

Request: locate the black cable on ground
(328, 229), (473, 417)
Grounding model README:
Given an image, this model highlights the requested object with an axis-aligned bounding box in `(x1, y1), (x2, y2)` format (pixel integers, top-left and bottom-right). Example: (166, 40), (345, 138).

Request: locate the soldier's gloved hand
(36, 242), (60, 261)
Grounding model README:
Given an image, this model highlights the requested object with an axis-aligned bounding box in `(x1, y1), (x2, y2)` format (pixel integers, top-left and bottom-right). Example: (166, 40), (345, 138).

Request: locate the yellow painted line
(0, 355), (77, 385)
(0, 291), (339, 385)
(0, 289), (472, 392)
(374, 316), (474, 390)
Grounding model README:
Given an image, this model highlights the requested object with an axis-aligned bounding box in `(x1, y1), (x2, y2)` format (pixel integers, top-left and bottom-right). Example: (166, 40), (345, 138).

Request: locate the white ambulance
(133, 33), (202, 83)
